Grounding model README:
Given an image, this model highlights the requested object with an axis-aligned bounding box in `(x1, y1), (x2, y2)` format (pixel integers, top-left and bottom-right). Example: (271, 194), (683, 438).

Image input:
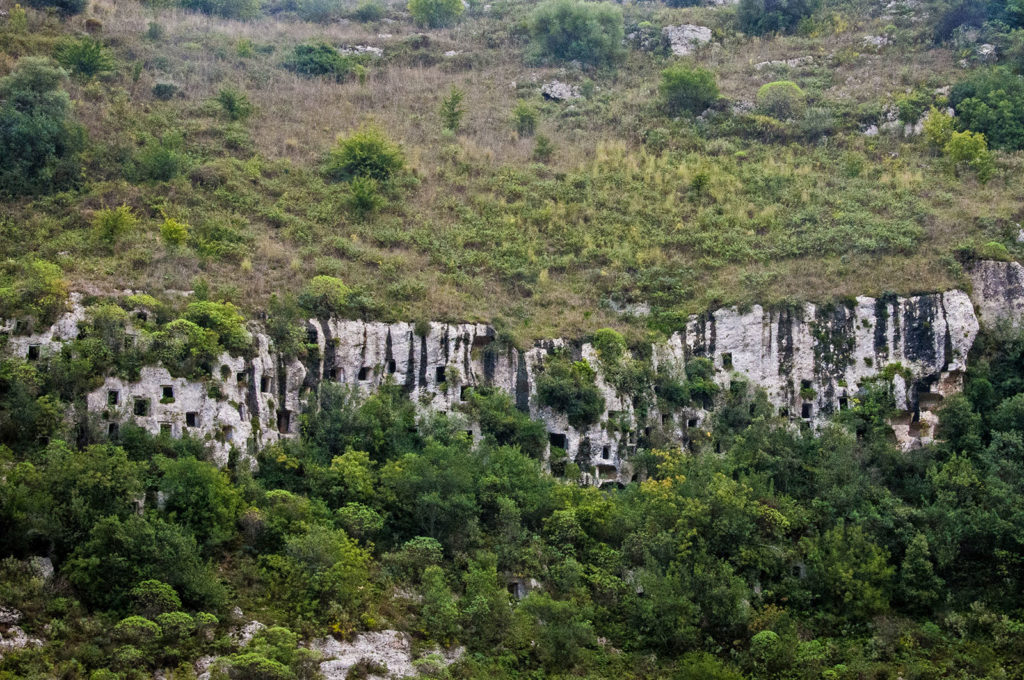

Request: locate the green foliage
(532, 134), (554, 162)
(161, 217), (190, 248)
(0, 57), (83, 196)
(130, 580), (183, 617)
(24, 0), (86, 15)
(803, 523), (894, 621)
(324, 124), (404, 183)
(54, 37), (115, 80)
(283, 41), (361, 81)
(92, 205), (138, 248)
(463, 387), (547, 457)
(0, 258), (68, 323)
(420, 565), (459, 643)
(737, 0), (819, 35)
(439, 87), (466, 133)
(923, 105), (955, 148)
(408, 0), (463, 27)
(295, 0), (344, 22)
(157, 456), (244, 552)
(215, 86), (254, 121)
(132, 131), (187, 182)
(512, 101), (538, 137)
(528, 0), (625, 67)
(180, 0), (261, 19)
(298, 275), (352, 317)
(944, 129), (994, 182)
(756, 81), (807, 119)
(347, 176), (384, 217)
(950, 67), (1024, 150)
(659, 65), (719, 117)
(183, 300), (252, 355)
(351, 0), (385, 21)
(535, 352), (605, 428)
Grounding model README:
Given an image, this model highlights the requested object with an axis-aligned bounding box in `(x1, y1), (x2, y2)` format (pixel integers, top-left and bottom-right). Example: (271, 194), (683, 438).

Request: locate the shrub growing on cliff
(299, 275), (352, 317)
(528, 0), (625, 67)
(535, 352), (605, 428)
(324, 124), (404, 183)
(0, 57), (84, 197)
(408, 0), (463, 28)
(183, 301), (251, 355)
(659, 65), (719, 116)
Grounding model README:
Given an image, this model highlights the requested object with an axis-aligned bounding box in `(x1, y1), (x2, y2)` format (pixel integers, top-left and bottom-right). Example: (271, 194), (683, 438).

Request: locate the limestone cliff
(5, 270), (1015, 485)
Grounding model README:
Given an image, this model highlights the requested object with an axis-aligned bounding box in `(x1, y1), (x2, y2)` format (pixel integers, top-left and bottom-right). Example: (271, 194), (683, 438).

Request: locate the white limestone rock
(311, 630), (462, 680)
(969, 260), (1024, 328)
(541, 80), (580, 101)
(0, 626), (43, 658)
(662, 24), (713, 56)
(754, 56), (813, 70)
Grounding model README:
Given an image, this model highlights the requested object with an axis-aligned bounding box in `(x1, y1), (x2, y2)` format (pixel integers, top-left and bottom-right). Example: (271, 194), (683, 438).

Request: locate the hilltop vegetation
(2, 0), (1024, 340)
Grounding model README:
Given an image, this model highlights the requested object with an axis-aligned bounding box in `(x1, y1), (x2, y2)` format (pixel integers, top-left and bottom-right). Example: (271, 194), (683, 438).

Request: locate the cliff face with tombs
(6, 260), (1024, 486)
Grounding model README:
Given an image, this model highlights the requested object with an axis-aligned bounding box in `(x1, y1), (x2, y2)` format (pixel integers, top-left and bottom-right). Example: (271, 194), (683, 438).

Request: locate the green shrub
(439, 87), (466, 133)
(923, 106), (955, 148)
(0, 258), (69, 323)
(324, 124), (404, 183)
(949, 67), (1024, 150)
(282, 41), (360, 81)
(54, 37), (115, 80)
(944, 129), (994, 182)
(25, 0), (86, 15)
(93, 205), (139, 248)
(533, 134), (555, 162)
(756, 81), (807, 119)
(528, 0), (624, 67)
(299, 275), (352, 317)
(133, 132), (187, 182)
(152, 82), (179, 100)
(215, 86), (254, 121)
(512, 101), (538, 137)
(535, 352), (605, 428)
(0, 57), (84, 196)
(347, 176), (384, 216)
(408, 0), (463, 28)
(183, 300), (252, 355)
(180, 0), (261, 19)
(737, 0), (819, 35)
(351, 0), (385, 21)
(659, 65), (719, 116)
(161, 218), (189, 248)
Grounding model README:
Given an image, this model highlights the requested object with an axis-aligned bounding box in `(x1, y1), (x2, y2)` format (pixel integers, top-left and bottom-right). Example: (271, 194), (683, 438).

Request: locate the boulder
(662, 24), (712, 56)
(541, 80), (580, 101)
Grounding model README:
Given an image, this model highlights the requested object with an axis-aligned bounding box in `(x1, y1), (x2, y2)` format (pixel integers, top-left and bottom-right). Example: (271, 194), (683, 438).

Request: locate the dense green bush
(132, 132), (187, 182)
(944, 129), (994, 182)
(737, 0), (819, 35)
(535, 352), (605, 428)
(54, 37), (115, 80)
(24, 0), (86, 15)
(180, 0), (261, 19)
(949, 67), (1024, 150)
(0, 57), (84, 197)
(408, 0), (463, 28)
(183, 300), (252, 355)
(512, 101), (538, 136)
(282, 41), (360, 81)
(351, 0), (385, 21)
(756, 80), (807, 119)
(215, 87), (254, 121)
(528, 0), (625, 67)
(92, 205), (139, 249)
(298, 275), (351, 317)
(659, 65), (719, 116)
(324, 124), (405, 183)
(0, 258), (68, 324)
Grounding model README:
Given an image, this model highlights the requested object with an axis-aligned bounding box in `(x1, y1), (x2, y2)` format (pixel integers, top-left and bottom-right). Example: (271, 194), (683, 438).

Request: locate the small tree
(420, 565), (459, 644)
(93, 205), (138, 248)
(528, 0), (625, 67)
(922, 106), (955, 149)
(408, 0), (463, 28)
(756, 81), (806, 119)
(659, 65), (719, 116)
(54, 37), (115, 81)
(161, 218), (189, 248)
(944, 129), (994, 182)
(439, 87), (466, 133)
(215, 87), (254, 121)
(512, 101), (538, 137)
(298, 275), (352, 317)
(324, 124), (404, 183)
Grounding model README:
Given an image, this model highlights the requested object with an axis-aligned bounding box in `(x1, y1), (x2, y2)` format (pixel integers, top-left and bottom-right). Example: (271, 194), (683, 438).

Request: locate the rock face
(968, 260), (1024, 328)
(540, 80), (580, 101)
(310, 630), (462, 680)
(663, 24), (713, 56)
(5, 277), (1009, 482)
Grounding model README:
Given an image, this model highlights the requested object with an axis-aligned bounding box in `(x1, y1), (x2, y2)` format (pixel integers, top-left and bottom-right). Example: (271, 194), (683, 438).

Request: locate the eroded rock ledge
(5, 260), (1024, 487)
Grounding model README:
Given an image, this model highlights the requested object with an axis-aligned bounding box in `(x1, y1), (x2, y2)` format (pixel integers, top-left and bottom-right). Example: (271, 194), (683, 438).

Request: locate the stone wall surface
(5, 264), (1022, 483)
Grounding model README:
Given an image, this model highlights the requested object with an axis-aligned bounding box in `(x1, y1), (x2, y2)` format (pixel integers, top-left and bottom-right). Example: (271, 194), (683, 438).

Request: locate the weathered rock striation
(8, 271), (1022, 485)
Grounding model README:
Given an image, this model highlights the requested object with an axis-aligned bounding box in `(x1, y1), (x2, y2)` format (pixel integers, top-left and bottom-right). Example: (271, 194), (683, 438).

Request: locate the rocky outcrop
(663, 25), (712, 56)
(310, 630), (462, 680)
(540, 80), (580, 101)
(968, 260), (1024, 328)
(12, 267), (1024, 482)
